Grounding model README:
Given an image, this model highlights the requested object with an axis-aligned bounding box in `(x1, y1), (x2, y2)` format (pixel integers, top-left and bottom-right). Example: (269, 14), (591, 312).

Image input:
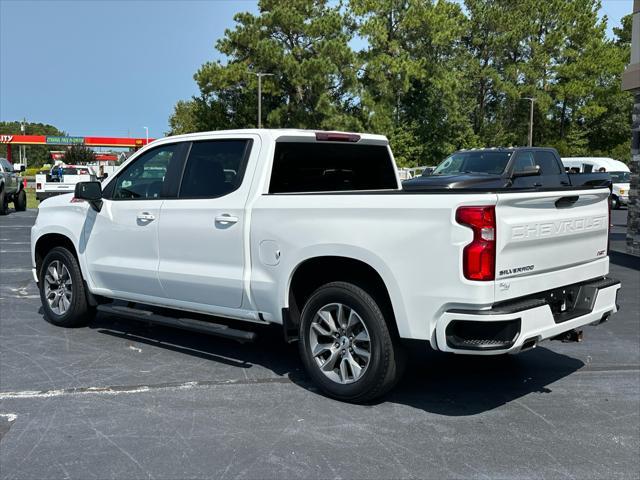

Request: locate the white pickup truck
(35, 164), (96, 201)
(31, 129), (621, 402)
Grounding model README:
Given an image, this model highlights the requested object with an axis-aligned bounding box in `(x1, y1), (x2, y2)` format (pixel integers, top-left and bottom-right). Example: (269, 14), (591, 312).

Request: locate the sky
(0, 0), (634, 140)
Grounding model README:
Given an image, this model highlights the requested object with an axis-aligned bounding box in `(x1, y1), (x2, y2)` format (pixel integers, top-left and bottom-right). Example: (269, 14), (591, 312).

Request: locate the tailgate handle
(555, 196), (579, 209)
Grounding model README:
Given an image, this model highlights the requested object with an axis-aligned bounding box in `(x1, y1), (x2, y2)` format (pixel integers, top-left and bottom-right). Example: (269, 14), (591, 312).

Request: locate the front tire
(14, 189), (27, 211)
(298, 281), (405, 403)
(39, 247), (94, 327)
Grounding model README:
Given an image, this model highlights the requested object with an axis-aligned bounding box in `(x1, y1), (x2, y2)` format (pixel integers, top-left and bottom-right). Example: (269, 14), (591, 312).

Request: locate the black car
(403, 147), (610, 190)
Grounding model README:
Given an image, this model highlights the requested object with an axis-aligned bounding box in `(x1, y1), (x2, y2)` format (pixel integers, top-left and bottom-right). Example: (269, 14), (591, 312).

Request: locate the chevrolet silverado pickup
(31, 130), (621, 402)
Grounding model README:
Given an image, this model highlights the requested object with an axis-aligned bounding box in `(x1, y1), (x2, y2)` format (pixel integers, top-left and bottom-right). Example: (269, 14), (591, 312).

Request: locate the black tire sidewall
(15, 189), (26, 211)
(299, 282), (393, 402)
(39, 247), (89, 327)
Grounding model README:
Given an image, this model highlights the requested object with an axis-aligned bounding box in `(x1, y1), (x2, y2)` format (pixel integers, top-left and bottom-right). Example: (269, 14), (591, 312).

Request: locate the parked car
(31, 130), (620, 402)
(402, 147), (611, 190)
(561, 157), (630, 209)
(0, 157), (26, 214)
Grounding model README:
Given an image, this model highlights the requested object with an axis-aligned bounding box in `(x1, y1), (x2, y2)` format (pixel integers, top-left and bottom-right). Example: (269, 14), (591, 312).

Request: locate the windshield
(432, 151), (512, 175)
(609, 171), (630, 183)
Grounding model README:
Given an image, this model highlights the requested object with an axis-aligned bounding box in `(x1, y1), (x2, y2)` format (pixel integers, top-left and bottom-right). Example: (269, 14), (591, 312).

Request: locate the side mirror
(512, 165), (541, 178)
(74, 181), (103, 211)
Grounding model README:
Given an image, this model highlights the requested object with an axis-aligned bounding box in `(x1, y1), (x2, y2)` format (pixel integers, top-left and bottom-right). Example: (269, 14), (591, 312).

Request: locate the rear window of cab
(269, 142), (398, 193)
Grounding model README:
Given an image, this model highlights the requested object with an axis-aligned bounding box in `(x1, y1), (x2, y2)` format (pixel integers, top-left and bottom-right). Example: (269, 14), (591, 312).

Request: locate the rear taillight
(36, 183), (42, 190)
(456, 206), (496, 281)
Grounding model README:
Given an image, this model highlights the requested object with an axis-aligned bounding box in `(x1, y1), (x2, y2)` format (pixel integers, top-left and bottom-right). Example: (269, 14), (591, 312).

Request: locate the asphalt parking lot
(0, 208), (638, 479)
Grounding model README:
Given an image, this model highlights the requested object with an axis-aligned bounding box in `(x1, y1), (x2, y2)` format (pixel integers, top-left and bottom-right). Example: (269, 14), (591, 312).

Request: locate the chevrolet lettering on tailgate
(511, 215), (607, 241)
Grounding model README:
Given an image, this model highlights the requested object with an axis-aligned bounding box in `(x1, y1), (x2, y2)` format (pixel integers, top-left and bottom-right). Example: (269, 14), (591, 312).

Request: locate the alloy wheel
(308, 302), (371, 384)
(43, 260), (73, 315)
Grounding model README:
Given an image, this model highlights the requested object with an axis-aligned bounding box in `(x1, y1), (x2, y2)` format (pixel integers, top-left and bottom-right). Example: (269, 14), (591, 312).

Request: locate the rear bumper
(436, 276), (620, 355)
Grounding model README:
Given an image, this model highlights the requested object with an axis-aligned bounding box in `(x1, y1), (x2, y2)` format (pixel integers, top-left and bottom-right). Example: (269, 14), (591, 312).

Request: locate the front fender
(31, 199), (90, 281)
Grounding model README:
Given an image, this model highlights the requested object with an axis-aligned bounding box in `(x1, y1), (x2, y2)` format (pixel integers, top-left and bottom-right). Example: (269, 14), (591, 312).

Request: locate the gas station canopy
(0, 134), (155, 162)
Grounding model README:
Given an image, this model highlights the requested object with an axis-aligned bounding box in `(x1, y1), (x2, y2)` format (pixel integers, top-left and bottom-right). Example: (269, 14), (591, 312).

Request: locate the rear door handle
(137, 212), (155, 221)
(215, 214), (239, 225)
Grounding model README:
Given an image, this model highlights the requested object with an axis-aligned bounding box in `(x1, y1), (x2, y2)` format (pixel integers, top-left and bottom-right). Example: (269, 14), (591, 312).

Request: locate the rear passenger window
(269, 142), (398, 193)
(179, 140), (251, 198)
(533, 151), (561, 175)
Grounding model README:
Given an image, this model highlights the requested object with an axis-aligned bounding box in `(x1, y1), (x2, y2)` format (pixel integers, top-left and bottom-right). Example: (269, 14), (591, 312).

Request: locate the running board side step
(96, 305), (257, 343)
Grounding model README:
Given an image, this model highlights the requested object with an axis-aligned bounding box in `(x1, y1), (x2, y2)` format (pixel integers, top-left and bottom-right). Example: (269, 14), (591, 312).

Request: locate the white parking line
(0, 385), (154, 400)
(0, 242), (30, 245)
(0, 378), (292, 400)
(0, 268), (31, 273)
(0, 250), (30, 253)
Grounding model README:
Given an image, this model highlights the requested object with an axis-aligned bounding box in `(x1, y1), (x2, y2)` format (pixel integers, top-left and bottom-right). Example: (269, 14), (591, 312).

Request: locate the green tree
(351, 0), (476, 166)
(169, 0), (361, 134)
(169, 0), (632, 167)
(0, 121), (65, 167)
(63, 145), (96, 164)
(462, 0), (631, 160)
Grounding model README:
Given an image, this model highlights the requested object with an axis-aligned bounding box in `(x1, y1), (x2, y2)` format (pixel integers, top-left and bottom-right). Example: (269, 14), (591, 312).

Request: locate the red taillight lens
(456, 206), (496, 281)
(36, 183), (42, 190)
(315, 132), (361, 142)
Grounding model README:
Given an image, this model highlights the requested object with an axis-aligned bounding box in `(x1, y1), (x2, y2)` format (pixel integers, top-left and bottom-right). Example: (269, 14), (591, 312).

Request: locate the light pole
(248, 72), (274, 128)
(522, 97), (535, 147)
(143, 126), (149, 144)
(20, 118), (26, 167)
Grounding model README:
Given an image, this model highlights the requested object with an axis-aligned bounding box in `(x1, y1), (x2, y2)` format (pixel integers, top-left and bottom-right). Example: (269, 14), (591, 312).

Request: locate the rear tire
(14, 189), (27, 211)
(39, 247), (94, 327)
(0, 189), (7, 215)
(298, 281), (405, 403)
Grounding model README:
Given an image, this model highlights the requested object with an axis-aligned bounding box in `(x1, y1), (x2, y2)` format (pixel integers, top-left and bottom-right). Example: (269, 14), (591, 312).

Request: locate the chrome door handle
(137, 212), (155, 221)
(215, 214), (239, 225)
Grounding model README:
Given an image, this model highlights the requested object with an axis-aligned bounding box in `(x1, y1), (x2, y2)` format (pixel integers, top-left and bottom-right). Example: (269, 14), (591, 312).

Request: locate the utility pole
(20, 118), (26, 168)
(248, 72), (274, 128)
(522, 97), (535, 147)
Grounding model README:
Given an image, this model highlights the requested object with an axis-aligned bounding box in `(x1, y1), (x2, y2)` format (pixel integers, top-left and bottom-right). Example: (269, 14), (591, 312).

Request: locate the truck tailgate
(494, 189), (610, 302)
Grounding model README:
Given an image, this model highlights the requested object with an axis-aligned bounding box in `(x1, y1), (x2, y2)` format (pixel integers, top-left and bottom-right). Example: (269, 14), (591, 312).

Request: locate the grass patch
(25, 187), (38, 209)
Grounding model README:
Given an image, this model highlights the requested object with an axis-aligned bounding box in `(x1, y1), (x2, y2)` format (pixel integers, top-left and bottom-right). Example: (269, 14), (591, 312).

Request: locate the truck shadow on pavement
(384, 347), (584, 415)
(89, 313), (583, 416)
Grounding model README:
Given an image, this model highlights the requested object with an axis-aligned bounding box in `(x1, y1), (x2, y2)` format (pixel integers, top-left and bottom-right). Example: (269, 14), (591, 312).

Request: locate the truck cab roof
(147, 129), (389, 146)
